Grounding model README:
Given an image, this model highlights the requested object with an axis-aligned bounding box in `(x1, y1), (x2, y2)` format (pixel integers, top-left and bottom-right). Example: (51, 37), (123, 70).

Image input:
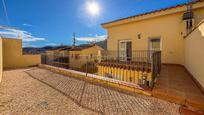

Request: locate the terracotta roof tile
(69, 44), (95, 51)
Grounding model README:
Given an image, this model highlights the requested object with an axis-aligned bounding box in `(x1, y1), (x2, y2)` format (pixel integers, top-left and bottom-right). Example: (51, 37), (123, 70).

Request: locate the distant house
(69, 44), (104, 71)
(45, 46), (71, 56)
(43, 46), (71, 68)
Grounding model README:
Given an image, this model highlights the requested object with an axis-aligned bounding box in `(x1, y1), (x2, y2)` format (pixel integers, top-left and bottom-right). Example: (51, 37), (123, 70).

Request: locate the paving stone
(25, 68), (180, 115)
(0, 68), (96, 114)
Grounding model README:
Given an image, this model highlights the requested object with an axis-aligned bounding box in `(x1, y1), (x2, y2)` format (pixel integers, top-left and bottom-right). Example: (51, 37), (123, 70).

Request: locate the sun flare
(86, 1), (100, 16)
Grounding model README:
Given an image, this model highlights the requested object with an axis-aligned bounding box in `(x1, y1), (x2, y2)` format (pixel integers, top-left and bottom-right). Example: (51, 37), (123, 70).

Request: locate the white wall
(185, 21), (204, 88)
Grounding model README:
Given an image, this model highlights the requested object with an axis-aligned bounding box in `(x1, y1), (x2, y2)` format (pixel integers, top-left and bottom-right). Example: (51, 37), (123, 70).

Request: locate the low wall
(3, 54), (41, 69)
(185, 20), (204, 89)
(39, 64), (152, 96)
(97, 65), (152, 86)
(21, 55), (41, 67)
(2, 38), (41, 69)
(0, 39), (2, 82)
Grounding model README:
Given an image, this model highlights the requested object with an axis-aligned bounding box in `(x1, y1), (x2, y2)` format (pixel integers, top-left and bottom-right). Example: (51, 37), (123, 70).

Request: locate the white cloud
(76, 35), (107, 42)
(22, 23), (33, 27)
(22, 42), (37, 47)
(46, 43), (58, 46)
(0, 28), (46, 42)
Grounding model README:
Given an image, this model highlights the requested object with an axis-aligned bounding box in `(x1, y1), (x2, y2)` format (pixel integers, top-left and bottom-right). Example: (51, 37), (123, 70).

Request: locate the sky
(0, 0), (190, 47)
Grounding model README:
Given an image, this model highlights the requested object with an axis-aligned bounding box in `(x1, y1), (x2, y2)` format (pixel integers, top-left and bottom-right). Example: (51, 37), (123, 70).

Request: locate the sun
(86, 1), (100, 16)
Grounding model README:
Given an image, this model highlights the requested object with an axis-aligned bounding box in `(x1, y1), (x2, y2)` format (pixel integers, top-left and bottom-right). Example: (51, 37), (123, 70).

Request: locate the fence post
(151, 51), (154, 87)
(86, 55), (88, 76)
(98, 50), (102, 63)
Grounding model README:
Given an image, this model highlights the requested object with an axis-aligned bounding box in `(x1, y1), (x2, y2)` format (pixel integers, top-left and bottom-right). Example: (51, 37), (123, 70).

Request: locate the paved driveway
(0, 68), (180, 115)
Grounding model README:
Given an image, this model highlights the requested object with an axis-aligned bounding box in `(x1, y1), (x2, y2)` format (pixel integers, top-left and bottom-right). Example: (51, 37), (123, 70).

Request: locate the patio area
(153, 65), (204, 110)
(0, 67), (180, 115)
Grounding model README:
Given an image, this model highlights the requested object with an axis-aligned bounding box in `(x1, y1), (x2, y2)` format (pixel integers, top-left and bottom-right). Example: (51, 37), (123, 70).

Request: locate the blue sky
(0, 0), (189, 47)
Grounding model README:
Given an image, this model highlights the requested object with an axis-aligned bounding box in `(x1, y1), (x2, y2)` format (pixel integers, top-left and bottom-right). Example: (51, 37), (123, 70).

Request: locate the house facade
(43, 46), (70, 68)
(45, 46), (70, 56)
(102, 1), (204, 65)
(69, 44), (104, 71)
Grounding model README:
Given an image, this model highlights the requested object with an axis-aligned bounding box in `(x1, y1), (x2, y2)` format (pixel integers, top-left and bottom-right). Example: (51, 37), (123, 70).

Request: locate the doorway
(118, 40), (132, 61)
(149, 38), (161, 51)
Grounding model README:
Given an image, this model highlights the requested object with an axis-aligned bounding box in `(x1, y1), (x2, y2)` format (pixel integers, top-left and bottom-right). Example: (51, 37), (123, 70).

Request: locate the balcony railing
(41, 50), (161, 88)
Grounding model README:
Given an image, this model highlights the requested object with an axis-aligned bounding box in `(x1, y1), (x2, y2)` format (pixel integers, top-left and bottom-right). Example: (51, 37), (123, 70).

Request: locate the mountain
(23, 45), (70, 54)
(96, 39), (107, 50)
(23, 39), (107, 54)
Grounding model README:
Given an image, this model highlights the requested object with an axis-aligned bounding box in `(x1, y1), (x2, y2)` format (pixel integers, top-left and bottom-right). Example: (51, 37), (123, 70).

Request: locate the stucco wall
(0, 38), (2, 82)
(69, 45), (104, 69)
(2, 38), (41, 69)
(106, 6), (204, 65)
(185, 21), (204, 88)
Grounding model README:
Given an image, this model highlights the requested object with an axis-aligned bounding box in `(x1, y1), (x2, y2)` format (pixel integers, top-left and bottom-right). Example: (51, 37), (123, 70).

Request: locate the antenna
(183, 0), (194, 20)
(72, 32), (76, 47)
(186, 0), (193, 12)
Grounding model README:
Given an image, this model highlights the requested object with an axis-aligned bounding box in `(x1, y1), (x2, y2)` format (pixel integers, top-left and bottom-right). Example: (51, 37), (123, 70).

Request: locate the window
(75, 54), (80, 60)
(90, 54), (93, 59)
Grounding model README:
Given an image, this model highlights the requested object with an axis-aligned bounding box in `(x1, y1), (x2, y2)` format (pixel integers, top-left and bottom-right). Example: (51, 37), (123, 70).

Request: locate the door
(149, 38), (161, 62)
(126, 42), (132, 61)
(119, 40), (132, 61)
(149, 38), (161, 51)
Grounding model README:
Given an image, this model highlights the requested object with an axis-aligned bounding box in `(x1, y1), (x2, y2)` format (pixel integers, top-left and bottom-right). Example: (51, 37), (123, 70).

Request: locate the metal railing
(41, 50), (161, 88)
(41, 54), (69, 68)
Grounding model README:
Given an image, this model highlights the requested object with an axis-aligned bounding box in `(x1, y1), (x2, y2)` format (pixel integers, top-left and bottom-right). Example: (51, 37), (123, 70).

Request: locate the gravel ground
(0, 67), (180, 115)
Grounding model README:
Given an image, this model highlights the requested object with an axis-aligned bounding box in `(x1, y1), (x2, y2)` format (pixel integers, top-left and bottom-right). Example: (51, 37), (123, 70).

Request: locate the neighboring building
(102, 0), (204, 65)
(45, 46), (71, 56)
(43, 44), (105, 71)
(69, 44), (104, 71)
(44, 46), (71, 68)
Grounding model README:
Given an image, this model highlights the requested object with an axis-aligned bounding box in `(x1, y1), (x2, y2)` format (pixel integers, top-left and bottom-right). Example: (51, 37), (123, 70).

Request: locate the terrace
(0, 38), (203, 114)
(0, 67), (180, 114)
(0, 34), (203, 114)
(39, 50), (204, 112)
(0, 1), (204, 114)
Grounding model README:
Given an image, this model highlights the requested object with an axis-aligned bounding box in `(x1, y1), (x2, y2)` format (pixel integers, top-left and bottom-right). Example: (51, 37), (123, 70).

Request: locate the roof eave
(101, 0), (204, 29)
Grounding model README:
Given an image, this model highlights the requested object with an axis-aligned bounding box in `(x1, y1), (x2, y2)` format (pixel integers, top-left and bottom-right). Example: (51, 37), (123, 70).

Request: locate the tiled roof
(102, 0), (203, 26)
(69, 44), (95, 51)
(48, 46), (71, 51)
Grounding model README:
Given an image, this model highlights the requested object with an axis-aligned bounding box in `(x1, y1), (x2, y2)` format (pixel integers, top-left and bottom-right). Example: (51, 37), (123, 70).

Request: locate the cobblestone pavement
(0, 68), (96, 115)
(0, 68), (180, 115)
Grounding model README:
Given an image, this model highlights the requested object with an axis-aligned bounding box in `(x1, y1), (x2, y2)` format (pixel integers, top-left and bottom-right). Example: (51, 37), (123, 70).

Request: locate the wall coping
(40, 64), (144, 90)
